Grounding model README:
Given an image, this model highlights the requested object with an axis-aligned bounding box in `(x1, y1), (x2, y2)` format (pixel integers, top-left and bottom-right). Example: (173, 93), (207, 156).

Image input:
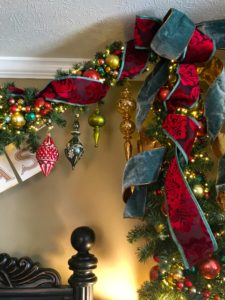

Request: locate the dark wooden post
(68, 226), (98, 300)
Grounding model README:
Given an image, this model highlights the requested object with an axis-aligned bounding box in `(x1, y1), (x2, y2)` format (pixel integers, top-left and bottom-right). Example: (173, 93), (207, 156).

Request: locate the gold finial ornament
(88, 105), (105, 147)
(117, 86), (136, 160)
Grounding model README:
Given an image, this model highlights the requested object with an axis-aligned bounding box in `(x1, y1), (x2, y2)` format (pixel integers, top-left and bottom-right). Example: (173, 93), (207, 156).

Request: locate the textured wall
(0, 0), (225, 58)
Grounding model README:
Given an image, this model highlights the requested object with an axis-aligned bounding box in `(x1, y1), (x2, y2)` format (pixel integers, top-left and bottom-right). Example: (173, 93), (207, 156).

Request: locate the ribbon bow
(123, 8), (225, 268)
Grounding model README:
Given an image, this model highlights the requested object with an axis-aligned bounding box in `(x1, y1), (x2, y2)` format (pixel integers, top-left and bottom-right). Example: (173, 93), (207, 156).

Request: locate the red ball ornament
(197, 120), (207, 137)
(83, 70), (100, 80)
(40, 108), (50, 116)
(205, 191), (210, 199)
(184, 278), (193, 288)
(35, 97), (45, 108)
(202, 290), (210, 299)
(214, 295), (221, 300)
(176, 281), (184, 290)
(155, 189), (162, 196)
(153, 255), (160, 263)
(25, 106), (31, 112)
(199, 258), (221, 280)
(157, 87), (170, 101)
(97, 58), (105, 65)
(114, 49), (122, 56)
(36, 134), (59, 176)
(44, 102), (52, 110)
(160, 201), (167, 217)
(149, 265), (159, 281)
(10, 105), (18, 113)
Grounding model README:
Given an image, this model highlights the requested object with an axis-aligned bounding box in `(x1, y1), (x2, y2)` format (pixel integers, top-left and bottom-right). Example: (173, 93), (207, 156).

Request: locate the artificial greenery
(128, 99), (225, 299)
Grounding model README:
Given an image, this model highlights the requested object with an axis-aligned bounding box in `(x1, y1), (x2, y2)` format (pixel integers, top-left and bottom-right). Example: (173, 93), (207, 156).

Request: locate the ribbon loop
(151, 8), (195, 60)
(123, 148), (166, 218)
(134, 16), (161, 49)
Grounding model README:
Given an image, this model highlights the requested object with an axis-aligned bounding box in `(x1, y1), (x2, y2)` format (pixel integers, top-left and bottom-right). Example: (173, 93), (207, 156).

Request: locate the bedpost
(68, 226), (98, 300)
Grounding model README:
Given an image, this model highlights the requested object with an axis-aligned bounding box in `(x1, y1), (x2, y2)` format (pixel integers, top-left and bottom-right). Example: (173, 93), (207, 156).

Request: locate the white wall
(0, 79), (151, 300)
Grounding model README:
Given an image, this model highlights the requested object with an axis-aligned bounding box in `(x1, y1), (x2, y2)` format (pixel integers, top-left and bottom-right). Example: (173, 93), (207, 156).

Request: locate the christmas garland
(0, 7), (225, 299)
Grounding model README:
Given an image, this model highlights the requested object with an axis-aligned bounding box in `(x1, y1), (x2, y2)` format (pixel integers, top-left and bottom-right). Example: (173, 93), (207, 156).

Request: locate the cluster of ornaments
(1, 96), (53, 131)
(150, 256), (223, 299)
(69, 41), (124, 86)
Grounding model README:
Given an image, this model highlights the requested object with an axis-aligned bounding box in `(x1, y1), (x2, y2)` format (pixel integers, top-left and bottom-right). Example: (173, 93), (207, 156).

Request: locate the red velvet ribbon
(134, 16), (216, 266)
(163, 114), (215, 267)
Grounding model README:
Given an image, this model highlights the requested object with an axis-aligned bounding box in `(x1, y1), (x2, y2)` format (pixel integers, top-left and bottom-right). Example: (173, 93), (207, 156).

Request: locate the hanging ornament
(105, 54), (120, 69)
(88, 105), (105, 147)
(11, 112), (26, 129)
(199, 258), (221, 280)
(117, 86), (136, 161)
(65, 112), (84, 169)
(36, 133), (59, 176)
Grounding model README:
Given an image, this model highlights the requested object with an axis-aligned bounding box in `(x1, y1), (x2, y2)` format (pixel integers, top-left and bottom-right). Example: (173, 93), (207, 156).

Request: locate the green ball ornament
(196, 175), (205, 184)
(25, 112), (36, 121)
(98, 67), (105, 76)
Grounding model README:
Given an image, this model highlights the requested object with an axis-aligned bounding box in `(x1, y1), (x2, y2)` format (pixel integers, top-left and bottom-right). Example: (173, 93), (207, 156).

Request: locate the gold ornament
(172, 270), (183, 281)
(168, 73), (177, 85)
(197, 56), (223, 87)
(117, 86), (136, 160)
(193, 184), (204, 198)
(11, 112), (26, 129)
(88, 105), (105, 147)
(17, 99), (24, 105)
(105, 66), (111, 73)
(105, 54), (120, 70)
(137, 129), (161, 152)
(212, 132), (225, 158)
(155, 223), (165, 233)
(217, 191), (225, 212)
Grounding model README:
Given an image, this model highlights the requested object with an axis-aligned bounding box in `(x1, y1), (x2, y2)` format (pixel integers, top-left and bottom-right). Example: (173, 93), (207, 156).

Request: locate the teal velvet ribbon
(123, 148), (166, 218)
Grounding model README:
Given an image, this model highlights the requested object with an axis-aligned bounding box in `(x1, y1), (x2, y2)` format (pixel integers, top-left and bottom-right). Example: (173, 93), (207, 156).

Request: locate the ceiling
(1, 0), (225, 59)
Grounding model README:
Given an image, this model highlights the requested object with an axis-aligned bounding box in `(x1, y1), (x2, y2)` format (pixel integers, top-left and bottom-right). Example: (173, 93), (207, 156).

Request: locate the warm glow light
(95, 261), (138, 300)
